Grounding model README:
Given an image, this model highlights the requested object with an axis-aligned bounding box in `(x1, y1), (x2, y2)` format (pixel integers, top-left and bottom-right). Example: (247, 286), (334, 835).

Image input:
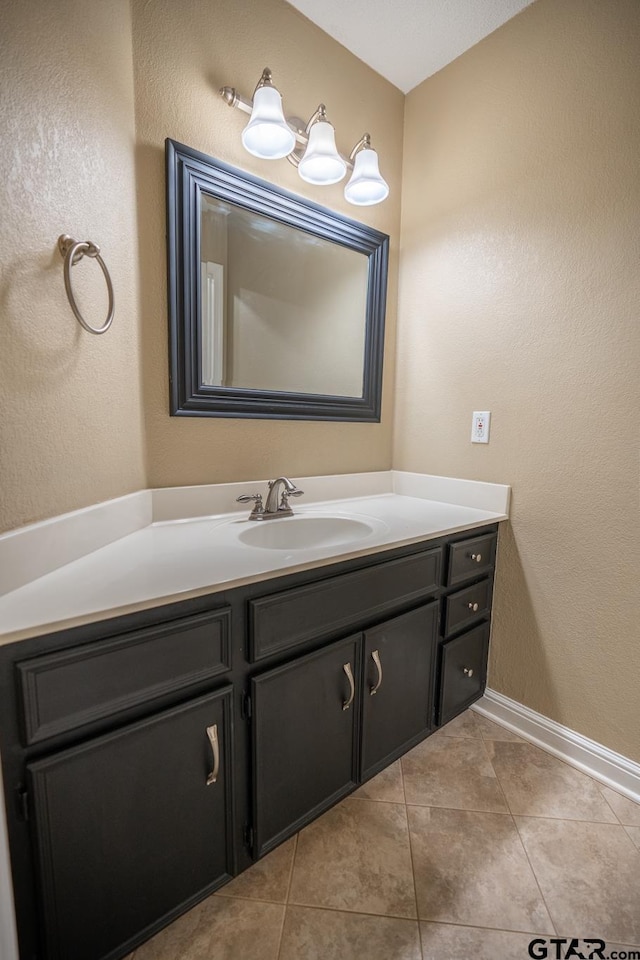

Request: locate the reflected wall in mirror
(200, 196), (368, 397)
(166, 140), (389, 420)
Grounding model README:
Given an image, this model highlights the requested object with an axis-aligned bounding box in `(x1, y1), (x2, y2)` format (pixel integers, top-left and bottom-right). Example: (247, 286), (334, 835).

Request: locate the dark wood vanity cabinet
(360, 603), (437, 779)
(27, 688), (234, 960)
(0, 523), (498, 960)
(437, 528), (498, 725)
(251, 601), (439, 858)
(251, 634), (360, 857)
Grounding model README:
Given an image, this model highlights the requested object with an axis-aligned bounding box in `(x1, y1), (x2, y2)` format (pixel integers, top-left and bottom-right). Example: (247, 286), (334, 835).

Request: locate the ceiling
(285, 0), (534, 93)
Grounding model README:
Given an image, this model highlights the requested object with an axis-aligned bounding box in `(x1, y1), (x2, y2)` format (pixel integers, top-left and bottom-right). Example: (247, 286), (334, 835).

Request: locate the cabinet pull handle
(370, 649), (383, 696)
(342, 662), (355, 711)
(463, 667), (474, 678)
(468, 601), (479, 612)
(470, 553), (482, 563)
(206, 724), (219, 785)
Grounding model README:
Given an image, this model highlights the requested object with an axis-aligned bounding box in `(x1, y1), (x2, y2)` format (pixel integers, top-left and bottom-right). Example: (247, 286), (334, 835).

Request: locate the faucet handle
(279, 486), (304, 512)
(236, 493), (264, 515)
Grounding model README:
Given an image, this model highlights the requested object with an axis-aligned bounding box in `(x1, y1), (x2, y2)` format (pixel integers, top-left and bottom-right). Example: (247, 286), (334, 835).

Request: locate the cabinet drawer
(17, 608), (232, 745)
(443, 578), (492, 638)
(447, 531), (496, 587)
(438, 622), (489, 725)
(249, 549), (441, 662)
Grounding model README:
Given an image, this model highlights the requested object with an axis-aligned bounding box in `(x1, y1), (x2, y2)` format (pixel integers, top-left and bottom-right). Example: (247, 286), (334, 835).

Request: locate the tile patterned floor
(128, 709), (640, 959)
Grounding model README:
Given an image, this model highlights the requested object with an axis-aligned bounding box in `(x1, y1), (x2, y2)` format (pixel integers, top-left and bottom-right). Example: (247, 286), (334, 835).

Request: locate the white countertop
(0, 472), (510, 646)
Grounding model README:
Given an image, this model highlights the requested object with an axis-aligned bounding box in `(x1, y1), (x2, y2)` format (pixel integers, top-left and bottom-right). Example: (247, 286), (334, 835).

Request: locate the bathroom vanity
(0, 475), (507, 959)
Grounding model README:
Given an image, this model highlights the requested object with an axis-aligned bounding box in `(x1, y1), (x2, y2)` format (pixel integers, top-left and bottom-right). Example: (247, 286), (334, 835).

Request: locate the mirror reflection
(200, 196), (368, 397)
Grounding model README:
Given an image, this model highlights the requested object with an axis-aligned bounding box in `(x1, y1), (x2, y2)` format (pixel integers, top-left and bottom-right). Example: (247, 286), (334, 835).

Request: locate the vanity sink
(237, 515), (378, 551)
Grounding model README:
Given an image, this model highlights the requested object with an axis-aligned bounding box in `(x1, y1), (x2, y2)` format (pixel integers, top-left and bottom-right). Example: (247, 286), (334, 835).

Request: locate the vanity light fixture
(219, 68), (389, 205)
(240, 69), (296, 160)
(344, 135), (390, 206)
(297, 105), (346, 185)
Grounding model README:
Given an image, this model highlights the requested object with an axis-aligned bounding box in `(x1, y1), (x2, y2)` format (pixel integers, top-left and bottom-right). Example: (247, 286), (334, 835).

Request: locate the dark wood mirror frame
(166, 139), (389, 421)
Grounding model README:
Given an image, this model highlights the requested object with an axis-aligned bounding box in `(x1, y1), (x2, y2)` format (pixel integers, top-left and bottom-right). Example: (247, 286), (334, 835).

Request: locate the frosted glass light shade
(241, 85), (296, 160)
(298, 120), (346, 185)
(344, 148), (389, 205)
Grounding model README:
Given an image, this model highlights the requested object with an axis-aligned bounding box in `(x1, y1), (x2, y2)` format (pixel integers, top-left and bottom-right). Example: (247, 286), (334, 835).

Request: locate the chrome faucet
(236, 477), (304, 521)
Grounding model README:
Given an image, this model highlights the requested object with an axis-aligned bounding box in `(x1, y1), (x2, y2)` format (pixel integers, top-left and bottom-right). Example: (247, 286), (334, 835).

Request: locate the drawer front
(443, 578), (492, 638)
(250, 549), (441, 662)
(447, 531), (497, 587)
(17, 608), (232, 745)
(438, 622), (490, 725)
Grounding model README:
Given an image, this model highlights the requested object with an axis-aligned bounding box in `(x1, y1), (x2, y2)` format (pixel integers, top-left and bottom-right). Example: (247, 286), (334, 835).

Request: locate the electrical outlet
(471, 411), (491, 443)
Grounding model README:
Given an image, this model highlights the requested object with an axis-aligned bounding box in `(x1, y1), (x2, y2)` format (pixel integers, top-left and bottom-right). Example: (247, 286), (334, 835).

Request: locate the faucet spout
(237, 477), (304, 520)
(264, 477), (303, 516)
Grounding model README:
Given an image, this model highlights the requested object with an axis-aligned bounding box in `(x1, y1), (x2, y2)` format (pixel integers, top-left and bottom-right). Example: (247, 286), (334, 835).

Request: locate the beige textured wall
(0, 0), (146, 533)
(131, 0), (403, 487)
(395, 0), (640, 761)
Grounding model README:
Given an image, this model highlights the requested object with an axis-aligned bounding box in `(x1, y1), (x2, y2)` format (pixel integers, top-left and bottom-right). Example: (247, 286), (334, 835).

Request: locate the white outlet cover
(471, 411), (491, 443)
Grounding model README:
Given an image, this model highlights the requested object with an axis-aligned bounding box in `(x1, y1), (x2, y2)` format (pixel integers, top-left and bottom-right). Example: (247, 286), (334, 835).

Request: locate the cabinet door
(27, 687), (233, 960)
(251, 635), (359, 857)
(361, 603), (437, 780)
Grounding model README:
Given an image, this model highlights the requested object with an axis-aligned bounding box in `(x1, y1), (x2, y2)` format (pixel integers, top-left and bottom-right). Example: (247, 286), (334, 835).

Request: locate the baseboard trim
(472, 688), (640, 804)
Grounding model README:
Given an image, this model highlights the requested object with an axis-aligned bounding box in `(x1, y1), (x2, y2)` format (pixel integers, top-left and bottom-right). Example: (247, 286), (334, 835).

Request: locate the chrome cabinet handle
(470, 553), (482, 563)
(342, 662), (355, 711)
(206, 724), (220, 785)
(370, 649), (383, 696)
(468, 601), (479, 612)
(463, 667), (474, 678)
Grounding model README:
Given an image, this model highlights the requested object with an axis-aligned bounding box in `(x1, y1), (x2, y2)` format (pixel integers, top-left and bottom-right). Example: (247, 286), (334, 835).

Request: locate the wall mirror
(166, 139), (389, 420)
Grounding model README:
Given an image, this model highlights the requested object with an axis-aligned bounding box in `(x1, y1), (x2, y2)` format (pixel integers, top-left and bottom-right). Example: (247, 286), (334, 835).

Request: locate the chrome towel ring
(57, 234), (115, 334)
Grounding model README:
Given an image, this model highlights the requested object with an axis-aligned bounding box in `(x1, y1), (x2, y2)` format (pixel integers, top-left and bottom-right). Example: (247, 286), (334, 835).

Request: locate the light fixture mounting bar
(219, 87), (253, 115)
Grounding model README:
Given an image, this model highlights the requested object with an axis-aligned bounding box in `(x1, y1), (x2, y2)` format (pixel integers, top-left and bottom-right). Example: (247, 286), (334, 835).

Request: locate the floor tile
(473, 713), (524, 742)
(515, 816), (640, 945)
(131, 895), (284, 960)
(279, 905), (421, 960)
(351, 760), (405, 802)
(408, 806), (552, 933)
(215, 836), (295, 903)
(433, 710), (484, 739)
(402, 735), (508, 813)
(600, 786), (640, 826)
(420, 921), (549, 960)
(624, 825), (640, 851)
(289, 798), (417, 918)
(486, 741), (618, 822)
(435, 709), (524, 743)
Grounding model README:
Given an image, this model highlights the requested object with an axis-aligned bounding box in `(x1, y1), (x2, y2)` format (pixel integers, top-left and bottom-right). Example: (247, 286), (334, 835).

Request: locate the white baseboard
(472, 688), (640, 804)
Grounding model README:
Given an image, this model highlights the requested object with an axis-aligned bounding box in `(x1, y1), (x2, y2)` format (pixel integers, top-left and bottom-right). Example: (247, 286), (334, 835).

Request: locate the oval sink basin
(237, 515), (376, 551)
